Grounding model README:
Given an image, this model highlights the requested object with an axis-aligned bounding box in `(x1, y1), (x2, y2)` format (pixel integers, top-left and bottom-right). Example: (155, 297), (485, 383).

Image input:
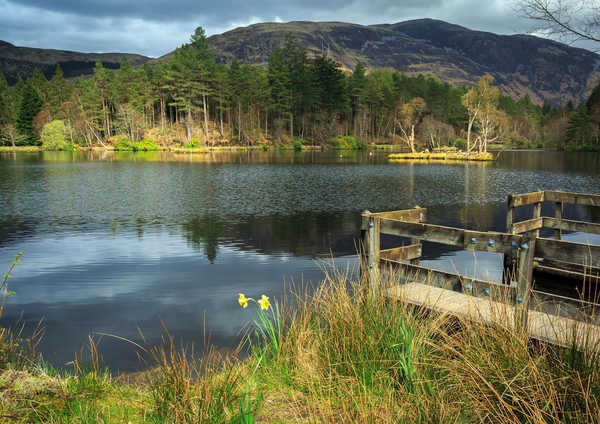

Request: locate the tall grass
(2, 260), (600, 422)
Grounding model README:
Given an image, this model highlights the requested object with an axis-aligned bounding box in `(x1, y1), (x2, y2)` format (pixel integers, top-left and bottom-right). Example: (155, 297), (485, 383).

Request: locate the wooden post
(411, 205), (424, 265)
(503, 194), (515, 282)
(532, 199), (542, 239)
(365, 214), (380, 293)
(515, 235), (536, 330)
(554, 201), (563, 240)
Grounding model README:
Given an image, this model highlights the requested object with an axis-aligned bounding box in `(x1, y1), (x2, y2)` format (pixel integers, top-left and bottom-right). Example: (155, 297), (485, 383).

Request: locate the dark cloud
(0, 0), (550, 57)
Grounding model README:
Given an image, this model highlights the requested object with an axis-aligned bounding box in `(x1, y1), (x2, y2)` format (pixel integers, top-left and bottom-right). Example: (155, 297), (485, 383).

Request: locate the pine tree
(0, 70), (15, 126)
(167, 27), (215, 142)
(16, 83), (43, 144)
(48, 65), (71, 118)
(28, 68), (50, 106)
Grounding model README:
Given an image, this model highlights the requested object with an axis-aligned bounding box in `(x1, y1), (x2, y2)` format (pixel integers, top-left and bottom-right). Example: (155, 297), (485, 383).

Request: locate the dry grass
(1, 264), (599, 422)
(389, 151), (495, 161)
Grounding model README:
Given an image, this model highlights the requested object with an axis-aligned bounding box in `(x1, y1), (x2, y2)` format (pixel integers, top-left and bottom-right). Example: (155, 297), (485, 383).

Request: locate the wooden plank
(379, 219), (521, 254)
(380, 244), (422, 262)
(374, 207), (427, 223)
(536, 258), (600, 277)
(380, 260), (515, 299)
(536, 238), (600, 268)
(511, 217), (543, 234)
(386, 283), (600, 350)
(543, 217), (600, 236)
(534, 263), (600, 282)
(509, 191), (544, 207)
(545, 190), (600, 207)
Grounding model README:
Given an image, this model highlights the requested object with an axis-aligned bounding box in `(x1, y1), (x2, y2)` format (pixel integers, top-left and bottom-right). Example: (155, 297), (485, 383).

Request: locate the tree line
(0, 26), (593, 151)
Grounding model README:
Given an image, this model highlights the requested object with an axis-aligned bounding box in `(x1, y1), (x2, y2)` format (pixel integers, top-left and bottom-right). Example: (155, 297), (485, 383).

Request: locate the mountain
(0, 40), (151, 85)
(205, 19), (600, 105)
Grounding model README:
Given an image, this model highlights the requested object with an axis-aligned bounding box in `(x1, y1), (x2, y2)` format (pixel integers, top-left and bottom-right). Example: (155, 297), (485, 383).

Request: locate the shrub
(114, 137), (159, 151)
(41, 120), (68, 151)
(292, 138), (303, 151)
(332, 136), (367, 150)
(184, 136), (202, 149)
(454, 138), (466, 150)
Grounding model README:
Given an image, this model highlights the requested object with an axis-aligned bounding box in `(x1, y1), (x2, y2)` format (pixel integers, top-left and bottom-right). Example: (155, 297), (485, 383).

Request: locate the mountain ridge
(0, 41), (151, 85)
(205, 19), (600, 105)
(2, 18), (599, 105)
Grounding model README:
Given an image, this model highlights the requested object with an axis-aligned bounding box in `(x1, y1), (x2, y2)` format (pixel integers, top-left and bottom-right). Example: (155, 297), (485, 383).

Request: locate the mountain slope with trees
(0, 40), (151, 85)
(0, 25), (595, 152)
(205, 19), (600, 106)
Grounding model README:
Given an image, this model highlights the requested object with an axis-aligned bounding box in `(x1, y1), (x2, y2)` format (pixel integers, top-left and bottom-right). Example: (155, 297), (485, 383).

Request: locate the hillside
(205, 19), (600, 105)
(0, 40), (151, 85)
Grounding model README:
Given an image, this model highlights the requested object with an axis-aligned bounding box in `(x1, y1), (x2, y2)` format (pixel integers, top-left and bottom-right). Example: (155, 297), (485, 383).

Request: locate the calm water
(0, 149), (599, 371)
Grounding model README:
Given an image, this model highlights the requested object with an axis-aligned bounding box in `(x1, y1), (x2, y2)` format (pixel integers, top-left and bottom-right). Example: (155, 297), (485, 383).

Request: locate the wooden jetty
(361, 190), (600, 349)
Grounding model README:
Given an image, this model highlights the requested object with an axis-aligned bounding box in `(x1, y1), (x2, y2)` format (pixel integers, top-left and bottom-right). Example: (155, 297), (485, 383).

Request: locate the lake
(0, 149), (599, 372)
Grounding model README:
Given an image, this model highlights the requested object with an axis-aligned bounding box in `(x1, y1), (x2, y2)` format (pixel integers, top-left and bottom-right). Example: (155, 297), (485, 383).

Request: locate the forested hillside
(0, 27), (597, 151)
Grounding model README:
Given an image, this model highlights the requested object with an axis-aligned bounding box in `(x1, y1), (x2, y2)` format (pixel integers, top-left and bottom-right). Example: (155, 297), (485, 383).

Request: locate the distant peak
(0, 40), (15, 48)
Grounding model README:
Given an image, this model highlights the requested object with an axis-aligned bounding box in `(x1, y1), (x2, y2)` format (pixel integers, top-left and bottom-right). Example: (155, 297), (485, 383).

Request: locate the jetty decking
(361, 190), (600, 349)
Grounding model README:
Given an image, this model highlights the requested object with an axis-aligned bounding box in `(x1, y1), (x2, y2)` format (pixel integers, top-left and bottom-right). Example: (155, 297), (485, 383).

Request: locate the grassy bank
(389, 151), (495, 162)
(2, 265), (599, 422)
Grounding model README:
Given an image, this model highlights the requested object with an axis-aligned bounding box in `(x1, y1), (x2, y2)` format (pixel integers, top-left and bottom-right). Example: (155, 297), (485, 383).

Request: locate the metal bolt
(369, 263), (373, 269)
(485, 288), (490, 296)
(488, 239), (495, 247)
(517, 296), (523, 304)
(470, 237), (477, 244)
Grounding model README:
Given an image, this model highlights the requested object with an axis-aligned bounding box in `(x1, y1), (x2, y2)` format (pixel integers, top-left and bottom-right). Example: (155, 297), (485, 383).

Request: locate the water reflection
(0, 150), (598, 371)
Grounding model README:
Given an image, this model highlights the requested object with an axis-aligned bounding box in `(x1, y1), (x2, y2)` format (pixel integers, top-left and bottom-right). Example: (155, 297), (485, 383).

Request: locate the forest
(0, 27), (598, 151)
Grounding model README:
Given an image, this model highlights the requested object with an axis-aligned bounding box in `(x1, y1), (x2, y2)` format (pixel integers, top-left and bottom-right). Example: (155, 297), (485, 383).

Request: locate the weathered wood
(536, 258), (600, 277)
(411, 205), (425, 265)
(511, 217), (543, 234)
(516, 236), (536, 329)
(545, 190), (600, 207)
(543, 217), (600, 236)
(387, 283), (600, 350)
(536, 238), (600, 268)
(367, 215), (381, 292)
(380, 260), (515, 299)
(379, 218), (522, 255)
(554, 202), (563, 240)
(374, 207), (427, 223)
(504, 195), (516, 282)
(509, 191), (545, 207)
(534, 263), (600, 282)
(380, 244), (422, 262)
(533, 199), (542, 238)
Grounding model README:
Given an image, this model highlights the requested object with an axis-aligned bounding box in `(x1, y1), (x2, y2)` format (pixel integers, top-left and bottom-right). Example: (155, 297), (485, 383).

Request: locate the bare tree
(517, 0), (600, 45)
(396, 97), (426, 152)
(462, 75), (505, 153)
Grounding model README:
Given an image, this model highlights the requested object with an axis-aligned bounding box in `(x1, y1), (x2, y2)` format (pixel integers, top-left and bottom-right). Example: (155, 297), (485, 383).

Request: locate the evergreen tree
(48, 65), (71, 118)
(0, 70), (15, 126)
(28, 68), (50, 106)
(16, 83), (43, 144)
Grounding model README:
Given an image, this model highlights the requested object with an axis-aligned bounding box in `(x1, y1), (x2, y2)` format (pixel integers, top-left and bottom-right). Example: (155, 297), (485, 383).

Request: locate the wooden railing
(361, 190), (600, 330)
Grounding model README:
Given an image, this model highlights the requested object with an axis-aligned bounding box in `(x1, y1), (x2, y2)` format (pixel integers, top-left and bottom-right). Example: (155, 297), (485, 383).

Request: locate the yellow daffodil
(257, 294), (270, 311)
(238, 293), (250, 309)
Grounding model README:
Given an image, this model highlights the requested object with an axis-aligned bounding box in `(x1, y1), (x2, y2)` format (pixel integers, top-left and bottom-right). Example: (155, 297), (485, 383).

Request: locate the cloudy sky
(0, 0), (579, 57)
